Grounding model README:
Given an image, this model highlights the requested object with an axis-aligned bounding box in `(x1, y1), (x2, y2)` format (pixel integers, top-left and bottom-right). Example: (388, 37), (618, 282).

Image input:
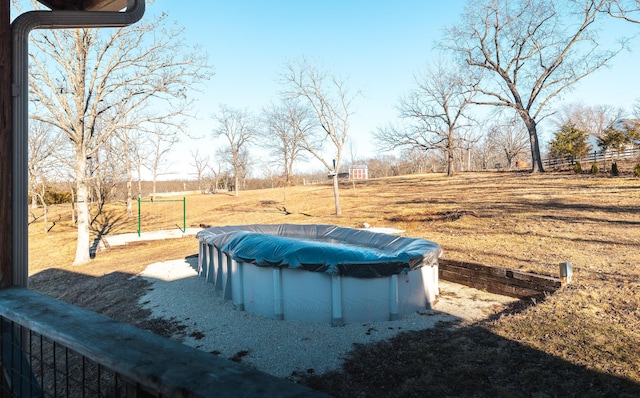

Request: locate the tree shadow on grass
(301, 321), (640, 398)
(89, 209), (128, 258)
(29, 267), (188, 339)
(90, 208), (128, 237)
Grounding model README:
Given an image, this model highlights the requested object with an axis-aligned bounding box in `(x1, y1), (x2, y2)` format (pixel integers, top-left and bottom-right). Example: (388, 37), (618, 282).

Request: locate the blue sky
(151, 0), (475, 176)
(149, 1), (639, 177)
(20, 1), (640, 178)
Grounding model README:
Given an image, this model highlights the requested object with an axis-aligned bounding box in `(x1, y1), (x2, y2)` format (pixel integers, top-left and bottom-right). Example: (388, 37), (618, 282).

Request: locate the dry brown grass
(28, 171), (640, 396)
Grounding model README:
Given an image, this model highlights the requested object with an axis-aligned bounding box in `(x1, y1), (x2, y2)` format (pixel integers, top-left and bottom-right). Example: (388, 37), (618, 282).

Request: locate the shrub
(573, 161), (582, 174)
(611, 162), (619, 177)
(634, 164), (640, 177)
(590, 163), (599, 174)
(44, 188), (73, 204)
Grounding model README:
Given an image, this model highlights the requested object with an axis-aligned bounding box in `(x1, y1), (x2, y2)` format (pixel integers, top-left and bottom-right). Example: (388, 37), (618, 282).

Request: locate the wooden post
(0, 0), (12, 288)
(559, 262), (573, 286)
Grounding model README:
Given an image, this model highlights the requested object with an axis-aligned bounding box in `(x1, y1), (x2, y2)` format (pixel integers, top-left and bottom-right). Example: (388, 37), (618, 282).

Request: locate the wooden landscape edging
(439, 258), (562, 298)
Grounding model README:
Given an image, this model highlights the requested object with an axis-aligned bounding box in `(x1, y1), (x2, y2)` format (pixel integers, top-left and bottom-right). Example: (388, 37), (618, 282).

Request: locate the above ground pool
(195, 224), (442, 325)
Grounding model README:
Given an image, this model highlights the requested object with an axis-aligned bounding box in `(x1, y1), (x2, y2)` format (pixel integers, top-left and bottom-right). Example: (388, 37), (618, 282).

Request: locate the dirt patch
(29, 269), (188, 340)
(386, 209), (478, 223)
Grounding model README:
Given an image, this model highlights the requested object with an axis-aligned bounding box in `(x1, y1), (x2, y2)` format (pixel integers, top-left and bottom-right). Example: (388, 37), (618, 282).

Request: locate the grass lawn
(28, 171), (640, 397)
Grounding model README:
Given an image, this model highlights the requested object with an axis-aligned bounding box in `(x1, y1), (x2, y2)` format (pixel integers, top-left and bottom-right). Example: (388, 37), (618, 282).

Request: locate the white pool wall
(197, 240), (439, 325)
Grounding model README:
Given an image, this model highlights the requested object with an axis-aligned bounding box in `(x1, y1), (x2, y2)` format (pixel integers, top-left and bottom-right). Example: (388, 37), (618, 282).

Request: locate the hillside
(28, 171), (640, 397)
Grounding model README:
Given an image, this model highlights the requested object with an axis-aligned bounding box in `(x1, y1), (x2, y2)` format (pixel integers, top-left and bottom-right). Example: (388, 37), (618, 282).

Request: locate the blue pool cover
(196, 224), (442, 278)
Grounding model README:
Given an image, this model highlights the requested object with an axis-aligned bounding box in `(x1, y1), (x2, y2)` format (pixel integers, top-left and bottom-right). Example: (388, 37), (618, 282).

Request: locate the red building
(349, 164), (368, 180)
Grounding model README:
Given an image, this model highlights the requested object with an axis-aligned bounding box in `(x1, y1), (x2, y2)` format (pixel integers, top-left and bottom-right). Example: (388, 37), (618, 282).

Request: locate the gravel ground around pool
(135, 257), (518, 378)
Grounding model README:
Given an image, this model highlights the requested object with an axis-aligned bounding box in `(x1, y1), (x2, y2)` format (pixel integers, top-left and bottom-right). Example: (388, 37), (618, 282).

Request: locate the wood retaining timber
(439, 259), (562, 298)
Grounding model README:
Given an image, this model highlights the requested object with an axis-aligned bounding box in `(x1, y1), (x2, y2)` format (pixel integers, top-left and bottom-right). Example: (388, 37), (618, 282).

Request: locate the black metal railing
(0, 287), (325, 398)
(1, 319), (132, 397)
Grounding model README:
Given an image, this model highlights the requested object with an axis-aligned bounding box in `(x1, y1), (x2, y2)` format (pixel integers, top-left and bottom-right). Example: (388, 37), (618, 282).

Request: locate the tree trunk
(124, 132), (133, 217)
(126, 181), (133, 217)
(332, 174), (341, 215)
(234, 173), (239, 197)
(70, 187), (76, 225)
(137, 162), (142, 199)
(447, 149), (455, 176)
(73, 152), (91, 265)
(527, 129), (544, 172)
(38, 185), (48, 233)
(42, 199), (48, 234)
(505, 149), (514, 169)
(447, 128), (455, 176)
(521, 113), (545, 173)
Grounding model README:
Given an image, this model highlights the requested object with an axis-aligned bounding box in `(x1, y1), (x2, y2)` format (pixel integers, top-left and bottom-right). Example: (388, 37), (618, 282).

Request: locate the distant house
(594, 118), (640, 151)
(612, 118), (640, 132)
(349, 164), (368, 180)
(617, 119), (640, 146)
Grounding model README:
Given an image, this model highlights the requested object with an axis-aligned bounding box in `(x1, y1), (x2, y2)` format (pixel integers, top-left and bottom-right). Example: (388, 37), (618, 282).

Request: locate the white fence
(543, 147), (639, 169)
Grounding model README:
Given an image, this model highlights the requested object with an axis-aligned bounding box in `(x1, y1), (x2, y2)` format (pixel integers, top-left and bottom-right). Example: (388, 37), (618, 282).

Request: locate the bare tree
(262, 99), (311, 186)
(486, 117), (531, 168)
(117, 126), (138, 218)
(281, 58), (356, 215)
(29, 15), (210, 265)
(375, 61), (475, 176)
(113, 113), (149, 219)
(88, 134), (126, 216)
(366, 155), (401, 178)
(456, 127), (483, 172)
(477, 132), (500, 170)
(212, 105), (258, 197)
(599, 0), (640, 22)
(401, 147), (434, 174)
(236, 148), (253, 192)
(28, 120), (63, 231)
(145, 128), (179, 200)
(262, 162), (284, 189)
(204, 162), (224, 194)
(443, 0), (624, 172)
(191, 149), (210, 193)
(128, 128), (153, 202)
(554, 102), (626, 140)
